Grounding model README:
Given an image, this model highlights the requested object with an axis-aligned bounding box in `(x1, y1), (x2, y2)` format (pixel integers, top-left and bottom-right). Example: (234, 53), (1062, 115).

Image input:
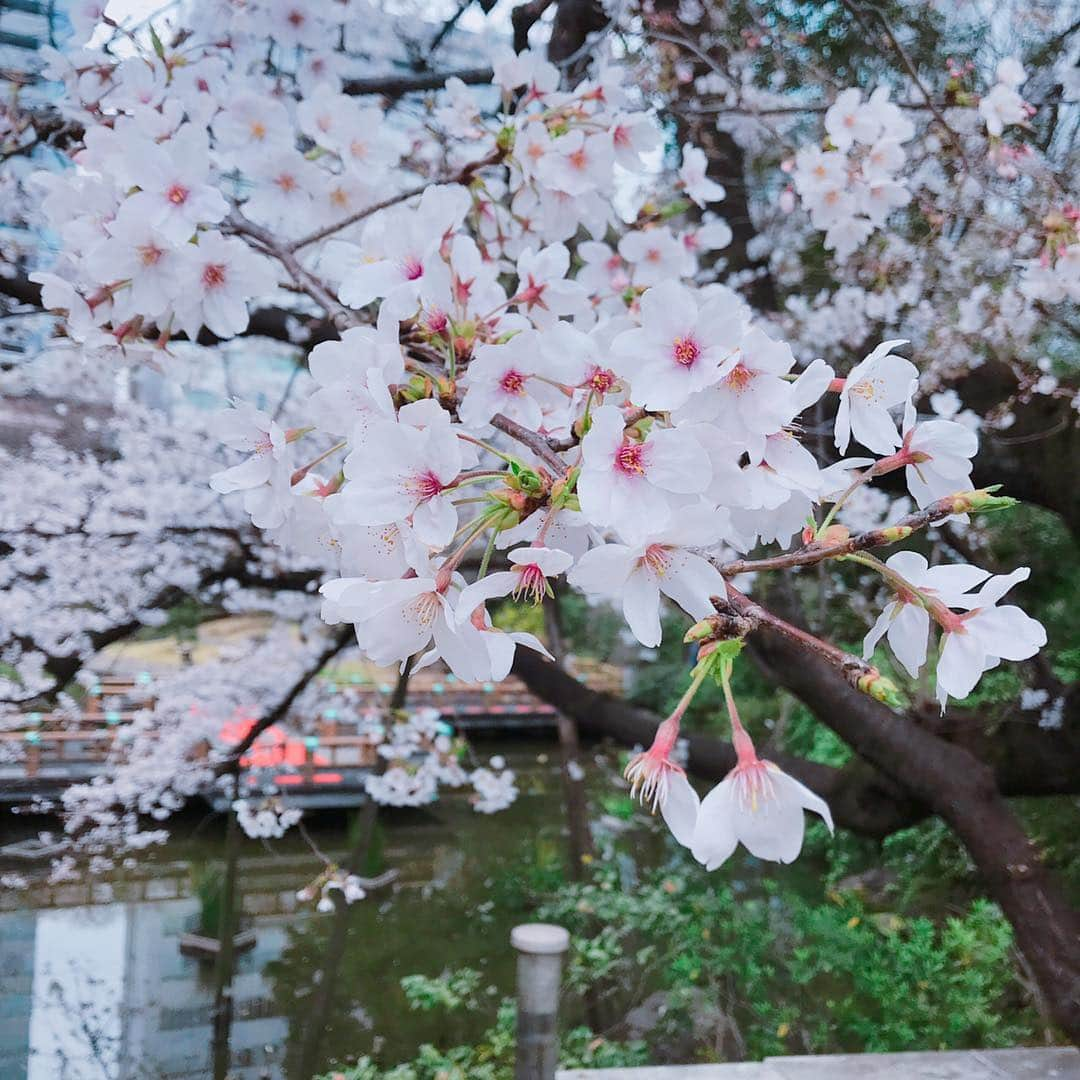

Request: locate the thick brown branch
(341, 66), (493, 99)
(744, 582), (1080, 1040)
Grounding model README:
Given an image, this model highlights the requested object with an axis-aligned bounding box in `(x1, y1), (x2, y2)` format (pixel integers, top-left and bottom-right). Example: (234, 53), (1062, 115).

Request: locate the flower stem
(844, 552), (964, 631)
(477, 528), (498, 579)
(456, 432), (516, 464)
(718, 658), (756, 764)
(671, 661), (710, 726)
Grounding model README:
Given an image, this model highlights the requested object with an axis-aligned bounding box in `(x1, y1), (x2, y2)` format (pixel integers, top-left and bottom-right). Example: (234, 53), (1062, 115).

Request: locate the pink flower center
(645, 247), (662, 263)
(401, 257), (424, 281)
(671, 336), (700, 367)
(614, 441), (647, 475)
(731, 759), (776, 813)
(138, 243), (163, 267)
(166, 183), (189, 205)
(624, 715), (683, 809)
(725, 362), (753, 391)
(643, 543), (671, 576)
(568, 147), (588, 171)
(588, 367), (617, 394)
(202, 263), (227, 290)
(275, 172), (298, 193)
(408, 591), (441, 630)
(500, 369), (527, 395)
(516, 274), (546, 309)
(513, 563), (547, 604)
(407, 470), (443, 501)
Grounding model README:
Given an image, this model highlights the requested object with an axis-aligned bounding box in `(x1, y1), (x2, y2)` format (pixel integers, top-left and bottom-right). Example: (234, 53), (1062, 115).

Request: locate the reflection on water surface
(1, 737), (610, 1079)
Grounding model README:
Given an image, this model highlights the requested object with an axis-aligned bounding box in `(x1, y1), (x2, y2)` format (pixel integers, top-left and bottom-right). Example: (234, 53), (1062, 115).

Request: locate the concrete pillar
(512, 923), (570, 1080)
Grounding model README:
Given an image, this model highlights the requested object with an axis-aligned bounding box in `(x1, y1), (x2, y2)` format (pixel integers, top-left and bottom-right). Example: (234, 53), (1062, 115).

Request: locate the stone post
(512, 923), (570, 1080)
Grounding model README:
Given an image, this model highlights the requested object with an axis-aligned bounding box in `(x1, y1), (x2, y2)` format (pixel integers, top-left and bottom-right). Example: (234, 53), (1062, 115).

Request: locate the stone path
(557, 1047), (1079, 1079)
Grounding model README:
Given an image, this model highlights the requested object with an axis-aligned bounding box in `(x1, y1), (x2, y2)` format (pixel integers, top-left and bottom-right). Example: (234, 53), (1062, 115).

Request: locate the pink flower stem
(845, 552), (966, 632)
(718, 660), (757, 766)
(817, 451), (912, 536)
(290, 440), (347, 486)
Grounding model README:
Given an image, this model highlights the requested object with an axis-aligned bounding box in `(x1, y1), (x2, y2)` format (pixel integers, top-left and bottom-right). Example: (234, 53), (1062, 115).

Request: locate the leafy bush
(314, 976), (645, 1079)
(539, 859), (1037, 1060)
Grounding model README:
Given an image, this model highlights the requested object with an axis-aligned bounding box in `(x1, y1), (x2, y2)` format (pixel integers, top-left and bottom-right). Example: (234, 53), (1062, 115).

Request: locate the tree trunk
(515, 638), (1080, 1038)
(746, 598), (1080, 1042)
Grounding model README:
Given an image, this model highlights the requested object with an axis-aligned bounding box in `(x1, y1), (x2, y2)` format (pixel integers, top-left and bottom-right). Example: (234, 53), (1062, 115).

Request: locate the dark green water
(0, 737), (649, 1079)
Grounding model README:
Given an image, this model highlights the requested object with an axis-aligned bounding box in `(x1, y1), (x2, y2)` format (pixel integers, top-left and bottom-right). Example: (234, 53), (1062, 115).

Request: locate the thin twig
(223, 211), (359, 330)
(838, 0), (969, 167)
(714, 490), (998, 577)
(489, 413), (567, 473)
(288, 145), (504, 252)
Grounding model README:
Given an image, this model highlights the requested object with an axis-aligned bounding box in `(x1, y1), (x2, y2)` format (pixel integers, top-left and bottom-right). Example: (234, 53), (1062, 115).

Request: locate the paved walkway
(557, 1047), (1079, 1079)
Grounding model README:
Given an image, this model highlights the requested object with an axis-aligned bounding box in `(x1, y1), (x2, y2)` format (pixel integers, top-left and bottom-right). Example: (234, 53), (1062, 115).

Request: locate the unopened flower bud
(856, 669), (903, 709)
(951, 487), (1017, 514)
(815, 524), (850, 547)
(877, 524), (914, 544)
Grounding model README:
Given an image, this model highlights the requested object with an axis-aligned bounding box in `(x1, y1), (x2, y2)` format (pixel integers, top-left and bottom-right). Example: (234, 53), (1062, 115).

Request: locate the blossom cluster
(788, 87), (915, 260)
(234, 795), (302, 839)
(297, 867), (368, 913)
(363, 710), (518, 815)
(12, 2), (1056, 874)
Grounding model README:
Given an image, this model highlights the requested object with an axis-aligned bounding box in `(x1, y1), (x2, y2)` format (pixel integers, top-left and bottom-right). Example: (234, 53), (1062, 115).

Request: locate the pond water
(0, 736), (663, 1079)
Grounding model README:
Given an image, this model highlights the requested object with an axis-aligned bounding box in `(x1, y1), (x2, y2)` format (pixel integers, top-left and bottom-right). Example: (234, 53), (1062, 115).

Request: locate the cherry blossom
(901, 419), (978, 508)
(174, 232), (277, 341)
(457, 547), (575, 617)
(568, 506), (728, 648)
(862, 551), (992, 678)
(679, 143), (726, 207)
(329, 403), (464, 547)
(116, 125), (228, 243)
(577, 404), (710, 533)
(612, 281), (744, 411)
(834, 340), (917, 454)
(5, 5), (1058, 891)
(688, 748), (834, 869)
(936, 569), (1047, 707)
(336, 185), (470, 316)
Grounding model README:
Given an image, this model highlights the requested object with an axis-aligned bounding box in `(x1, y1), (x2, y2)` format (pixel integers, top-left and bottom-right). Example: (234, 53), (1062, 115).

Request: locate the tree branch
(341, 66), (493, 99)
(217, 625), (354, 773)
